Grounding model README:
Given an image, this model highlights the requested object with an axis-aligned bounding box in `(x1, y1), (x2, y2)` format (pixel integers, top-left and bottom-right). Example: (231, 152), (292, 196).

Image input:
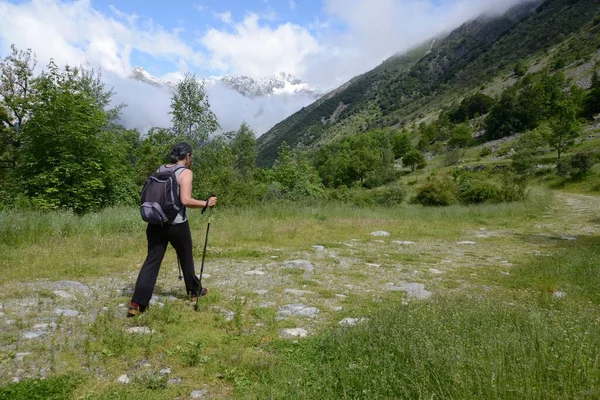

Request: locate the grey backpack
(140, 165), (186, 225)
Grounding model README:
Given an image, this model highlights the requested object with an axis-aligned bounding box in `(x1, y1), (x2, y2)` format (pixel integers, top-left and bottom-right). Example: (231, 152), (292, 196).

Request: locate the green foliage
(448, 124), (473, 148)
(548, 97), (582, 163)
(330, 183), (406, 206)
(479, 146), (492, 157)
(513, 59), (528, 76)
(451, 92), (496, 123)
(170, 72), (219, 145)
(457, 176), (501, 204)
(518, 124), (550, 151)
(231, 122), (257, 179)
(511, 150), (536, 175)
(0, 374), (83, 399)
(391, 130), (413, 159)
(583, 70), (600, 118)
(402, 149), (426, 172)
(444, 148), (462, 167)
(559, 152), (598, 180)
(269, 142), (323, 199)
(19, 62), (113, 213)
(412, 175), (458, 206)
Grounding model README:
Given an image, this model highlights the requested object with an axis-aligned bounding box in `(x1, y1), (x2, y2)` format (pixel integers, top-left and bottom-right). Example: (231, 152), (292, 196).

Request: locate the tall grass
(256, 238), (600, 399)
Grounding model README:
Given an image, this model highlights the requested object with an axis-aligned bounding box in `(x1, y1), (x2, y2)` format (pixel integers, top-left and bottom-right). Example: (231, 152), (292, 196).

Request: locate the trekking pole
(177, 256), (183, 281)
(196, 194), (215, 311)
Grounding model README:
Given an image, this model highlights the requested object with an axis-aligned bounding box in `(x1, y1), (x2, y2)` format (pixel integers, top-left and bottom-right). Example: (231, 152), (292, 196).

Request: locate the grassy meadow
(0, 187), (600, 399)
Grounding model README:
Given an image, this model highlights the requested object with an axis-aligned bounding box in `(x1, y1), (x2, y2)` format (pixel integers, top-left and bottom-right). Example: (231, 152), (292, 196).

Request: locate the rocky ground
(0, 192), (598, 398)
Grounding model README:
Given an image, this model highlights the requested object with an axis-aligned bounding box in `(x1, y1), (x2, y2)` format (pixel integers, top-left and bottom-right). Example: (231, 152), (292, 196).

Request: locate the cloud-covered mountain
(123, 67), (321, 135)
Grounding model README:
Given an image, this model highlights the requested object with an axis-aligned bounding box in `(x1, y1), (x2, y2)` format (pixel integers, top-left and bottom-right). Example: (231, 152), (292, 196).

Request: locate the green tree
(517, 124), (550, 152)
(513, 60), (527, 77)
(0, 45), (37, 171)
(170, 72), (219, 145)
(391, 130), (413, 159)
(271, 142), (323, 199)
(402, 149), (426, 172)
(448, 124), (473, 148)
(548, 98), (581, 164)
(231, 122), (257, 178)
(583, 70), (600, 118)
(20, 61), (114, 213)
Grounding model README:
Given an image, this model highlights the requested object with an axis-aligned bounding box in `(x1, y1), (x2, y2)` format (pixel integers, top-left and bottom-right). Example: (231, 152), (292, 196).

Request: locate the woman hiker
(127, 142), (217, 317)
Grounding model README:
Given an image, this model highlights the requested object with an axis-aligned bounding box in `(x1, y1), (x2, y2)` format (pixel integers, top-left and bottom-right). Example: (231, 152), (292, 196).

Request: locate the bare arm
(179, 169), (217, 208)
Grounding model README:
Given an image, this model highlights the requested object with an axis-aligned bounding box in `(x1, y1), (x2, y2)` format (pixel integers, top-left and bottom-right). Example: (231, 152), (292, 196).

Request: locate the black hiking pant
(132, 221), (200, 307)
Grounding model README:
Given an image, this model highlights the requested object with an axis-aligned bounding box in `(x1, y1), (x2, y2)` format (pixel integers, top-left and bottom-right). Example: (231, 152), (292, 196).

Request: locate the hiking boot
(126, 303), (146, 318)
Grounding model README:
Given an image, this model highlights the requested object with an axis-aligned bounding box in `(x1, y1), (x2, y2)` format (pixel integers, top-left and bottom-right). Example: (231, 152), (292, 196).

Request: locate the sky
(0, 0), (533, 134)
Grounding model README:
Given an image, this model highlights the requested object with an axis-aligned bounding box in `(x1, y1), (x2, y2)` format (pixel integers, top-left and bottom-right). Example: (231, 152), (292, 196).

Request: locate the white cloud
(214, 10), (233, 24)
(0, 0), (203, 77)
(201, 13), (321, 78)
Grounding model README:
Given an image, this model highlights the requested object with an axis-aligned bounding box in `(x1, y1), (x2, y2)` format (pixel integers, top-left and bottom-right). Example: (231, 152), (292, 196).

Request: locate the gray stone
(52, 280), (90, 293)
(277, 303), (320, 319)
(331, 306), (343, 312)
(560, 235), (577, 241)
(54, 308), (80, 317)
(313, 245), (325, 251)
(244, 270), (265, 276)
(366, 263), (381, 268)
(393, 240), (414, 245)
(371, 231), (390, 237)
(280, 328), (308, 338)
(284, 288), (315, 296)
(282, 260), (314, 272)
(429, 269), (443, 275)
(159, 368), (172, 375)
(387, 282), (433, 300)
(53, 290), (75, 299)
(191, 388), (209, 399)
(14, 352), (31, 361)
(338, 317), (368, 327)
(126, 327), (153, 334)
(117, 374), (130, 384)
(554, 291), (566, 298)
(23, 331), (47, 340)
(458, 241), (476, 245)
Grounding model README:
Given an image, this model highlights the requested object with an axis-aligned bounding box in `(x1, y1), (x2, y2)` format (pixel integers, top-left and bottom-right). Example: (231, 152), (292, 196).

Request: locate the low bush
(412, 175), (458, 206)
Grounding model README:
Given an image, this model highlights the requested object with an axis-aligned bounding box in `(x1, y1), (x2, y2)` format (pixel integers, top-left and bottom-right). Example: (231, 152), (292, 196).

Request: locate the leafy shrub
(558, 152), (598, 180)
(330, 184), (406, 207)
(511, 151), (536, 175)
(458, 178), (501, 204)
(444, 149), (462, 166)
(479, 147), (492, 157)
(412, 175), (458, 206)
(499, 173), (528, 202)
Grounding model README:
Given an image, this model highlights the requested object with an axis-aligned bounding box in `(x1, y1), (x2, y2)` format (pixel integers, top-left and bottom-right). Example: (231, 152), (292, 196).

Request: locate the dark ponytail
(170, 142), (193, 163)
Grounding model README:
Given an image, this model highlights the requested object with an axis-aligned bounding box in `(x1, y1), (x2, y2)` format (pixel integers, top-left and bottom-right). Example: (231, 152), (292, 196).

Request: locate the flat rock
(117, 374), (130, 384)
(458, 241), (477, 245)
(22, 330), (47, 340)
(254, 290), (269, 295)
(191, 388), (209, 399)
(244, 270), (265, 276)
(50, 280), (90, 293)
(387, 282), (433, 300)
(393, 240), (414, 245)
(126, 327), (153, 334)
(338, 318), (366, 327)
(280, 328), (308, 338)
(14, 352), (31, 361)
(284, 288), (315, 296)
(53, 290), (75, 299)
(428, 269), (443, 275)
(282, 260), (314, 272)
(168, 377), (182, 385)
(559, 235), (577, 241)
(313, 245), (325, 251)
(366, 263), (381, 268)
(54, 308), (80, 317)
(159, 368), (172, 375)
(554, 291), (566, 298)
(371, 231), (390, 237)
(277, 303), (320, 319)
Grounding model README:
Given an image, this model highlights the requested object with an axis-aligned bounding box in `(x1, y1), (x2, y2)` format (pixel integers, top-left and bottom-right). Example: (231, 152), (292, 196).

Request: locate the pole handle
(201, 193), (216, 214)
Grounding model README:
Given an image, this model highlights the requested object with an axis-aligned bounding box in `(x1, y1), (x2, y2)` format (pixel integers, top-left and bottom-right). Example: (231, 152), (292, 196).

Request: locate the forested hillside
(257, 0), (600, 167)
